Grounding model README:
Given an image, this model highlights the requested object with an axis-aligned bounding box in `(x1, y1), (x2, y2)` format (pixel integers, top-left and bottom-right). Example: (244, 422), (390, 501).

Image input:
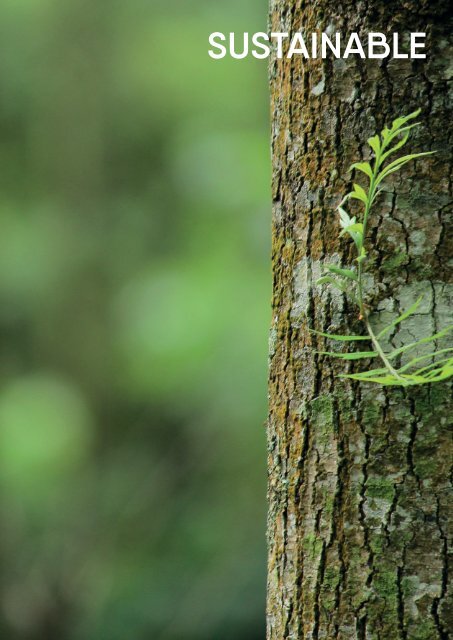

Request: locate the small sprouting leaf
(338, 206), (350, 221)
(350, 183), (368, 204)
(375, 152), (435, 186)
(338, 206), (355, 228)
(386, 153), (432, 171)
(340, 224), (363, 248)
(368, 134), (381, 156)
(344, 223), (363, 234)
(382, 123), (420, 153)
(326, 265), (358, 281)
(310, 330), (369, 342)
(338, 208), (364, 248)
(381, 127), (391, 143)
(340, 221), (364, 251)
(390, 108), (421, 132)
(350, 162), (373, 179)
(381, 131), (410, 162)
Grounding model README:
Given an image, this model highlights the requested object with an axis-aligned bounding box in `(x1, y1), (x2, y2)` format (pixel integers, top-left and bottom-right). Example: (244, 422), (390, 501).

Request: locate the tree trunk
(267, 2), (452, 639)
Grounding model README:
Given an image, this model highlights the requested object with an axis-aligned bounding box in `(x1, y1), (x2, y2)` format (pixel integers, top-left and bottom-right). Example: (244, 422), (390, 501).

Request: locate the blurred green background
(0, 1), (270, 638)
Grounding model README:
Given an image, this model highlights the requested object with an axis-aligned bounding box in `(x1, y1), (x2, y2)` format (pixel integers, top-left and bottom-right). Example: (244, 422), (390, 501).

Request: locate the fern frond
(310, 330), (369, 342)
(377, 296), (424, 339)
(316, 109), (452, 387)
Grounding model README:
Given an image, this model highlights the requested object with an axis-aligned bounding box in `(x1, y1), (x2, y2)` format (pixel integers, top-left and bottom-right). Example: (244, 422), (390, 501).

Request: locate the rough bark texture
(267, 2), (452, 639)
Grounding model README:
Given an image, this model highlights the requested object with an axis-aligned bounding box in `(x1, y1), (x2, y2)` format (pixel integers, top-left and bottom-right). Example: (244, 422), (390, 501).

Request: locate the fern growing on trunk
(315, 109), (453, 386)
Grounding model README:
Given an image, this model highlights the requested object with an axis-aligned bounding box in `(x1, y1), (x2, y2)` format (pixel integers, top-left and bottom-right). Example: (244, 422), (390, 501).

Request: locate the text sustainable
(208, 32), (427, 60)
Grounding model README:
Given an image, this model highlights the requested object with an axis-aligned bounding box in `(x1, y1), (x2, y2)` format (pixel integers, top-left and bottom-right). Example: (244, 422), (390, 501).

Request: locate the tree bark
(267, 2), (452, 639)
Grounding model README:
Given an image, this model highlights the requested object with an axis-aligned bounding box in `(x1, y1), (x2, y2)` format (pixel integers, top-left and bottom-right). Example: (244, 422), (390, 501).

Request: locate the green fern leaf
(377, 296), (424, 339)
(317, 350), (378, 360)
(310, 330), (369, 342)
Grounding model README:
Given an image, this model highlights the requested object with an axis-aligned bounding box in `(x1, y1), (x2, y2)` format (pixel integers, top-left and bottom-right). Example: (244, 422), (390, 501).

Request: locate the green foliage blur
(0, 1), (270, 638)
